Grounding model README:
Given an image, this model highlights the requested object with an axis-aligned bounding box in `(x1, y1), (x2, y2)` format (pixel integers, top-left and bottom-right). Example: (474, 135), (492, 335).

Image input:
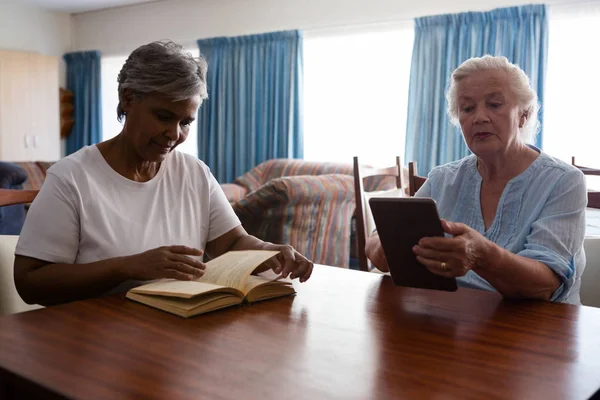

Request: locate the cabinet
(0, 50), (60, 161)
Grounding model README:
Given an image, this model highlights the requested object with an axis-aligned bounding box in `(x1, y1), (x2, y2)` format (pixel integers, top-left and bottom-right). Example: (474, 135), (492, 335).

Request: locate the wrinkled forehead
(457, 69), (513, 101)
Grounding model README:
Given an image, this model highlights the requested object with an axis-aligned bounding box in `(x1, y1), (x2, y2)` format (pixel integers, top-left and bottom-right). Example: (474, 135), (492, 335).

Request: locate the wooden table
(1, 265), (600, 400)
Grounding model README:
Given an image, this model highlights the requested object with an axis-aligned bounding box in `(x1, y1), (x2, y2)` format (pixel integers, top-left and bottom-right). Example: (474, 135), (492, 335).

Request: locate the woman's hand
(412, 220), (491, 278)
(256, 244), (313, 282)
(124, 245), (206, 281)
(365, 233), (389, 272)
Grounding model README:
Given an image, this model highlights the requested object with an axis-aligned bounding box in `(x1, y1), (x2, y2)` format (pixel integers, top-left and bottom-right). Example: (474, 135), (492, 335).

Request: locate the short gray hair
(117, 40), (208, 122)
(446, 55), (539, 144)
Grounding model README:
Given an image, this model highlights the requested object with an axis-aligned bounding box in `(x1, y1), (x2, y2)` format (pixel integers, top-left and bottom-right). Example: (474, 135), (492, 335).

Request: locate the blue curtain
(405, 5), (548, 174)
(63, 51), (102, 156)
(197, 30), (303, 183)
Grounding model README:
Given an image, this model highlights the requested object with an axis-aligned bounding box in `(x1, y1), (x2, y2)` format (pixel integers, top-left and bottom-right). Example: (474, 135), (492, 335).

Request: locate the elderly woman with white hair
(366, 55), (586, 304)
(13, 41), (313, 306)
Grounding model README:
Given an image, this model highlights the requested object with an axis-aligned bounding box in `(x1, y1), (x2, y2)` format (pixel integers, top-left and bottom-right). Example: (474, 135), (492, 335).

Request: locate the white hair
(116, 40), (208, 122)
(445, 55), (539, 144)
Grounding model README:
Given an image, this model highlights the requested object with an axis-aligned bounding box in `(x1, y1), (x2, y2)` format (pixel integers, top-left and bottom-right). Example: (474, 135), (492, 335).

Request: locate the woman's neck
(477, 142), (539, 184)
(97, 134), (160, 182)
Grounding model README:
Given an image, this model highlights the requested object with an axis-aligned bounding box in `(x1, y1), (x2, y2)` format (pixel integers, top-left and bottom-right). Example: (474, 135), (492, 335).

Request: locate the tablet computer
(369, 197), (457, 292)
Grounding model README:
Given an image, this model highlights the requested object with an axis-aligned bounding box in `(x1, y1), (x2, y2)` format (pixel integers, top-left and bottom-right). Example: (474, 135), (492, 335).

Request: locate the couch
(11, 161), (53, 191)
(220, 159), (355, 203)
(233, 173), (356, 267)
(221, 159), (357, 267)
(0, 162), (45, 235)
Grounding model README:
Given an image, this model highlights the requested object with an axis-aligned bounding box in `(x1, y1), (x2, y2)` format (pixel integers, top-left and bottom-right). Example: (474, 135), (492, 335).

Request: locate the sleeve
(15, 171), (80, 264)
(414, 179), (432, 198)
(517, 168), (587, 302)
(414, 167), (438, 198)
(206, 169), (241, 242)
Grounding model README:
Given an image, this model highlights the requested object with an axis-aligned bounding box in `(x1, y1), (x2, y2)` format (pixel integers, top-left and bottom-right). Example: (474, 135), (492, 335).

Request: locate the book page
(129, 280), (240, 299)
(198, 250), (279, 291)
(243, 275), (293, 293)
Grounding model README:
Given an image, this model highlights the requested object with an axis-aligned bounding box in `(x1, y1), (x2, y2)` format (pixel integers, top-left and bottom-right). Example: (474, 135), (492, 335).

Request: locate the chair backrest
(353, 156), (404, 272)
(0, 190), (41, 315)
(408, 162), (427, 197)
(571, 157), (600, 209)
(0, 235), (43, 315)
(0, 189), (38, 207)
(581, 237), (600, 308)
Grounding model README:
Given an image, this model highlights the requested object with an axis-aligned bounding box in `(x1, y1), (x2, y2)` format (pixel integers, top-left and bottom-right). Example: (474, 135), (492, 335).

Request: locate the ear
(119, 89), (136, 114)
(519, 110), (529, 128)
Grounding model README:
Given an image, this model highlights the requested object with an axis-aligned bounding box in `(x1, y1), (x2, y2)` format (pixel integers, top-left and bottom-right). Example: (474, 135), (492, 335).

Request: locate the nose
(473, 105), (490, 124)
(164, 123), (181, 141)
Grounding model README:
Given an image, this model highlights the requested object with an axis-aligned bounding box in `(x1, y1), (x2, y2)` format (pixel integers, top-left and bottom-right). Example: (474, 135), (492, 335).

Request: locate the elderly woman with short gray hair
(366, 55), (587, 304)
(14, 41), (313, 306)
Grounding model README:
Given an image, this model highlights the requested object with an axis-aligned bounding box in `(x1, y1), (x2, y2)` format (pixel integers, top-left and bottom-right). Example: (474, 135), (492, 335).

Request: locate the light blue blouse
(415, 150), (587, 304)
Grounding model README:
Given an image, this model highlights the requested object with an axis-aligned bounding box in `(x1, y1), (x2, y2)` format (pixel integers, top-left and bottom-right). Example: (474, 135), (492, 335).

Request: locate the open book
(126, 250), (295, 318)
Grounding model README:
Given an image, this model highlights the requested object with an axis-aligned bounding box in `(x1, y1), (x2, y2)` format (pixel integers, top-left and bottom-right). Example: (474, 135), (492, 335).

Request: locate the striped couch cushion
(233, 174), (355, 268)
(14, 162), (46, 191)
(234, 158), (354, 193)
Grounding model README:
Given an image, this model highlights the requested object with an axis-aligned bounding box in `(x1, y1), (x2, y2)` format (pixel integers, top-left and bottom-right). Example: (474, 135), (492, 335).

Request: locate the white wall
(73, 0), (547, 56)
(0, 1), (72, 85)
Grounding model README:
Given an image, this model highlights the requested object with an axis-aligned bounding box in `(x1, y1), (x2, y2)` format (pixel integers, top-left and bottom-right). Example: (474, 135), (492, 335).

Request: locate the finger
(412, 245), (450, 261)
(289, 256), (310, 280)
(257, 257), (282, 274)
(418, 236), (460, 251)
(165, 245), (204, 256)
(166, 261), (205, 278)
(169, 254), (206, 271)
(162, 269), (198, 281)
(278, 246), (296, 278)
(299, 260), (314, 283)
(416, 256), (455, 278)
(441, 220), (469, 236)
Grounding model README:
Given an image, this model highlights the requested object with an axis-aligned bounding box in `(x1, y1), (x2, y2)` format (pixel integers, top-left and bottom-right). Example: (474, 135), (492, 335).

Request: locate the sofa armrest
(0, 163), (29, 235)
(220, 183), (248, 204)
(233, 174), (355, 267)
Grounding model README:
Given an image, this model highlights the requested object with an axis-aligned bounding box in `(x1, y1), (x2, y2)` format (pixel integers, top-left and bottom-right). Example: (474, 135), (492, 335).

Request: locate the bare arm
(473, 241), (560, 300)
(14, 246), (205, 306)
(15, 255), (129, 306)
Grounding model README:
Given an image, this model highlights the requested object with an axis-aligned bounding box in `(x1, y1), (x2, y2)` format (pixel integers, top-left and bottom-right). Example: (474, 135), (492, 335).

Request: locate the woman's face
(121, 92), (201, 162)
(456, 69), (523, 157)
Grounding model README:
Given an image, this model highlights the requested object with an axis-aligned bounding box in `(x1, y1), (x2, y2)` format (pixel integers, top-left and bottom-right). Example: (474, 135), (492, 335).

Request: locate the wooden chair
(408, 162), (427, 197)
(353, 156), (404, 272)
(0, 189), (38, 207)
(571, 157), (600, 209)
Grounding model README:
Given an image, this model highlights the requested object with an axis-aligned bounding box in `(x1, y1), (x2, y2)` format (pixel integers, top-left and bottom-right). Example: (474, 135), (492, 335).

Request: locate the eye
(155, 112), (172, 122)
(180, 120), (193, 127)
(462, 106), (474, 113)
(488, 102), (502, 109)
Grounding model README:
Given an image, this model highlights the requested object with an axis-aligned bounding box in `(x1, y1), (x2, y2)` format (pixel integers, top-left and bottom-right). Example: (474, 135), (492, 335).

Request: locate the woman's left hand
(256, 244), (314, 282)
(412, 220), (491, 278)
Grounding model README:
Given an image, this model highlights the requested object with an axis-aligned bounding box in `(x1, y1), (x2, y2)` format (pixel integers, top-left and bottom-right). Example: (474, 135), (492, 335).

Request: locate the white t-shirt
(16, 146), (240, 291)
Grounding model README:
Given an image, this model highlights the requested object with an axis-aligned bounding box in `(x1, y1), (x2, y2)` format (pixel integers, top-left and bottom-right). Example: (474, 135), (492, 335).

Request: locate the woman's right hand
(123, 245), (206, 281)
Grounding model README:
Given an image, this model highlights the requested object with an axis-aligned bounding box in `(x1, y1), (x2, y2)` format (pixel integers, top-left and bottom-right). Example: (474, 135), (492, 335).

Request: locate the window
(303, 23), (414, 167)
(544, 4), (600, 169)
(100, 50), (199, 158)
